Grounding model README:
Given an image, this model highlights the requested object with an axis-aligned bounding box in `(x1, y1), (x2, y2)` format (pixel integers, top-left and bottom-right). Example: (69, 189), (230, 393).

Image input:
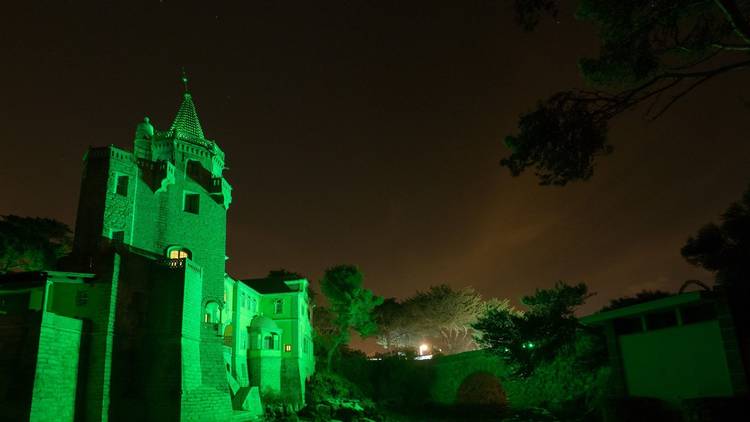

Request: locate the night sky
(2, 1), (749, 314)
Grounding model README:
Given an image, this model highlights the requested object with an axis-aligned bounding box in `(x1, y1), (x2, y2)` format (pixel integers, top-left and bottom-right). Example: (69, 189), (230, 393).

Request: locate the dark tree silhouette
(681, 184), (750, 378)
(681, 185), (750, 289)
(319, 265), (383, 372)
(473, 281), (593, 375)
(0, 215), (72, 273)
(503, 0), (750, 185)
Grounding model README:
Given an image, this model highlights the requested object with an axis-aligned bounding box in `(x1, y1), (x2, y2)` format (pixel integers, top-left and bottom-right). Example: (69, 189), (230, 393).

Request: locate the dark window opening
(116, 175), (129, 196)
(111, 231), (125, 243)
(187, 160), (201, 180)
(681, 303), (717, 325)
(614, 317), (643, 335)
(274, 299), (283, 314)
(184, 193), (200, 214)
(264, 335), (275, 350)
(646, 310), (678, 330)
(75, 289), (89, 307)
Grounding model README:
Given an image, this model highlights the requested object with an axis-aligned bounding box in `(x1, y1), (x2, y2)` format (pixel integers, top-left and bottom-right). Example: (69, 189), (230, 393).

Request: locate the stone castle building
(0, 82), (315, 421)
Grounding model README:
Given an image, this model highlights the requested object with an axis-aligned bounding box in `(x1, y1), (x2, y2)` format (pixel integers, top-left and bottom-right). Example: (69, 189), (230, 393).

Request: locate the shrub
(504, 333), (610, 418)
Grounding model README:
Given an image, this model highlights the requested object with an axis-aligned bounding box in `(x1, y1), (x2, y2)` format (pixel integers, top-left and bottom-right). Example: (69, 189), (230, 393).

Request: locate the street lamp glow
(419, 343), (429, 356)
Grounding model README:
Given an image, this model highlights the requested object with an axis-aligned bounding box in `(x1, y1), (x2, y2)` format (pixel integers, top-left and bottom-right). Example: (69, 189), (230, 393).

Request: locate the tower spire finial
(180, 67), (189, 93)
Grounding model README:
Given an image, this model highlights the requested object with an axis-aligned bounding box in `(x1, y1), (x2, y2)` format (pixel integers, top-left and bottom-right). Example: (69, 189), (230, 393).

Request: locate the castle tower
(70, 77), (235, 420)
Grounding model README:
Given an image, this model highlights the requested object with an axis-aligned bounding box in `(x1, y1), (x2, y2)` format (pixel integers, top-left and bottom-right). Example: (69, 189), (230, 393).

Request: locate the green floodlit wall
(429, 350), (509, 404)
(29, 312), (83, 422)
(619, 320), (733, 400)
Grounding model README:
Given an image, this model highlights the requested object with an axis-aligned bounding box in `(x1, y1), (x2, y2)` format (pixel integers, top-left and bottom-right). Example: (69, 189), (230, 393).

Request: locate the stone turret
(134, 116), (154, 160)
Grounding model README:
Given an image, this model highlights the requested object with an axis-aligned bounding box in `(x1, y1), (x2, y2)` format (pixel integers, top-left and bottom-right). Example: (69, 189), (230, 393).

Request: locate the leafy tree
(374, 285), (496, 353)
(373, 298), (411, 350)
(0, 215), (72, 273)
(319, 265), (383, 372)
(600, 289), (672, 312)
(681, 183), (750, 347)
(402, 284), (487, 353)
(473, 281), (594, 375)
(502, 0), (750, 185)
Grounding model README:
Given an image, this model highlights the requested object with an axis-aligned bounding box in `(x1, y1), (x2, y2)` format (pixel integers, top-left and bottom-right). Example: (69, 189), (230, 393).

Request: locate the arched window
(204, 301), (220, 324)
(167, 246), (192, 260)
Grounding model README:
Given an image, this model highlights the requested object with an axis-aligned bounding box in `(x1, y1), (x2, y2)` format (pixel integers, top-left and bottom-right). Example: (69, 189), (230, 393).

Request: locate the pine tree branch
(714, 0), (750, 45)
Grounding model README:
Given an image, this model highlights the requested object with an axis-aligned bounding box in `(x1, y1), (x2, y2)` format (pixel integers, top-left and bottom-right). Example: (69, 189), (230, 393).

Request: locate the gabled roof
(240, 277), (296, 294)
(168, 92), (206, 141)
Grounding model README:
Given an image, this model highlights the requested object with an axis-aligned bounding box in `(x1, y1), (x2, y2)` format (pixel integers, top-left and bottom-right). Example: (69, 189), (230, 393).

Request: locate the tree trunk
(326, 337), (343, 372)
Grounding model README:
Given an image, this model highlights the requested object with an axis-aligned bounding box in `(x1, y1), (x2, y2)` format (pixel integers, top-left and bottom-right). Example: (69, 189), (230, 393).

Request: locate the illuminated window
(167, 247), (191, 260)
(274, 299), (283, 314)
(184, 192), (200, 214)
(116, 175), (129, 196)
(284, 344), (292, 352)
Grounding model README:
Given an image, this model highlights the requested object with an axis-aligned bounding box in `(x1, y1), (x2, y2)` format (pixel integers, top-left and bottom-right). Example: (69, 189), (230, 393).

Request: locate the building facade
(581, 290), (748, 401)
(0, 84), (314, 421)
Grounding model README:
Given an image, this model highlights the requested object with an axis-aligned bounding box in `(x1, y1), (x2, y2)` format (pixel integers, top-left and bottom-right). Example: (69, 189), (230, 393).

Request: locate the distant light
(419, 344), (429, 356)
(415, 354), (433, 360)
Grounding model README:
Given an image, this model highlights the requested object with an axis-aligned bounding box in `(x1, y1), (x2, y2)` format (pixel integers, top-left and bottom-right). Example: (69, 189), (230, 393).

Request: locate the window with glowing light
(284, 344), (292, 352)
(167, 247), (191, 260)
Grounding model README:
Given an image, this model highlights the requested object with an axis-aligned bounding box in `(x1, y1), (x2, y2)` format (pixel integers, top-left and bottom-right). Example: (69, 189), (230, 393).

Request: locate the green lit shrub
(302, 371), (382, 421)
(504, 333), (610, 419)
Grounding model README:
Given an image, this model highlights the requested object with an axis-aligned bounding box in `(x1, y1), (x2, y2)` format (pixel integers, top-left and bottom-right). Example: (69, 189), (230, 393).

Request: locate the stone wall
(29, 312), (83, 422)
(429, 350), (509, 405)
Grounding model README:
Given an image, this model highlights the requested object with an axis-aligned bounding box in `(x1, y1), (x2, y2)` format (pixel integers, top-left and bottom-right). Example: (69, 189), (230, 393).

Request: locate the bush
(302, 371), (381, 421)
(504, 333), (610, 418)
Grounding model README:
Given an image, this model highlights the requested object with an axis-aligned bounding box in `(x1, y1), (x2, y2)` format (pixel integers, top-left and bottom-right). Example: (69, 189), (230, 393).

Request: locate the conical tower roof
(168, 92), (206, 141)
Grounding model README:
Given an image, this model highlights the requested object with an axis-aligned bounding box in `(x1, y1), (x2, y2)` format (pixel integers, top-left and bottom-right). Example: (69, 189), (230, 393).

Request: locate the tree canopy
(681, 184), (750, 289)
(374, 284), (498, 354)
(473, 281), (594, 375)
(319, 265), (383, 372)
(502, 0), (750, 185)
(0, 215), (72, 273)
